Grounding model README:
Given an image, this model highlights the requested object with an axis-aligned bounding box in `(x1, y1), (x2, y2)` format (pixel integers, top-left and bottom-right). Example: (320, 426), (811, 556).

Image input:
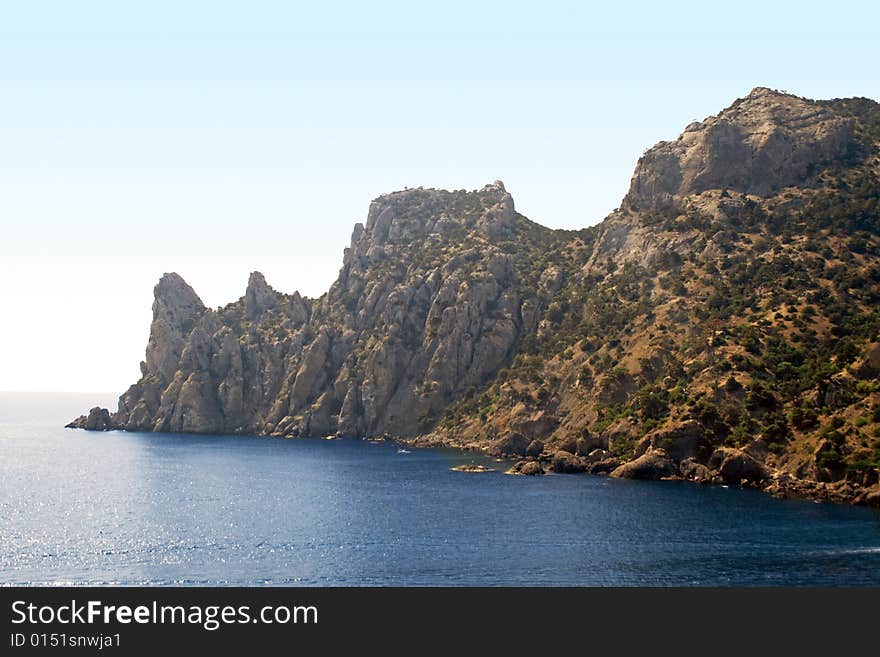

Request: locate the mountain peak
(624, 88), (857, 211)
(245, 271), (279, 319)
(744, 86), (790, 100)
(146, 273), (206, 383)
(153, 273), (204, 314)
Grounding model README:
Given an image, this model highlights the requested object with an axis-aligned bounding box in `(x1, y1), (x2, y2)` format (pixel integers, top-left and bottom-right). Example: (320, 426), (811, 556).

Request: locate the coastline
(394, 432), (880, 508)
(65, 424), (880, 508)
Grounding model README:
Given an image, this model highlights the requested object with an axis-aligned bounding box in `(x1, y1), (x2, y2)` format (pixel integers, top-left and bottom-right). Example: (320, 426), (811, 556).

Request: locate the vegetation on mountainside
(76, 89), (880, 503)
(438, 109), (880, 483)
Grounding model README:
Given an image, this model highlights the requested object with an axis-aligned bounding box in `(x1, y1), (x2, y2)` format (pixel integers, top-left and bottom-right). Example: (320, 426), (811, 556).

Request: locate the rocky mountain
(69, 88), (880, 506)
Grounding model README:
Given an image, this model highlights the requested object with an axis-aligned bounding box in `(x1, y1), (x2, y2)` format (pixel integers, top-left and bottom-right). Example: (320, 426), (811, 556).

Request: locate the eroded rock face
(635, 420), (703, 461)
(711, 448), (768, 485)
(679, 458), (715, 483)
(489, 432), (532, 457)
(610, 449), (677, 480)
(525, 439), (544, 457)
(75, 184), (535, 439)
(549, 450), (587, 474)
(624, 87), (856, 211)
(508, 460), (544, 476)
(245, 271), (280, 320)
(144, 273), (206, 385)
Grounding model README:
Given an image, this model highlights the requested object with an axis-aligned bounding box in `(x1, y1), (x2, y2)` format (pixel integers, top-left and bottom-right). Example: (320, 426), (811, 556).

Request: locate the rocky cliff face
(71, 180), (557, 439)
(69, 88), (880, 506)
(624, 87), (858, 211)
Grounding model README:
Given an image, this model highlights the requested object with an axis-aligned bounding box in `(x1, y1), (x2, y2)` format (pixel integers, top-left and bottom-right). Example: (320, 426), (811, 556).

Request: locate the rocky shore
(65, 408), (880, 505)
(399, 431), (880, 507)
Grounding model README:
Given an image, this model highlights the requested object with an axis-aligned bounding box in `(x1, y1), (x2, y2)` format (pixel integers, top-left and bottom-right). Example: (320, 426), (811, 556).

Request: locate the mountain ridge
(69, 87), (880, 506)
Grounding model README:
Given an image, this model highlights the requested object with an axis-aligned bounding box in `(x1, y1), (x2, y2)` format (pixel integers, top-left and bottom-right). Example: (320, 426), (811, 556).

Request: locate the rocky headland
(69, 88), (880, 507)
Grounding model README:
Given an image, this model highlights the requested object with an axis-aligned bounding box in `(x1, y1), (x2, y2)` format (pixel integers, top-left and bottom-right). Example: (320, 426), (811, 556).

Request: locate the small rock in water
(65, 407), (115, 431)
(451, 463), (493, 473)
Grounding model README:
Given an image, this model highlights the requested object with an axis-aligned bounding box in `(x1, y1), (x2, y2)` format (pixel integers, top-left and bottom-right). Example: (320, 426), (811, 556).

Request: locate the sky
(1, 1), (878, 393)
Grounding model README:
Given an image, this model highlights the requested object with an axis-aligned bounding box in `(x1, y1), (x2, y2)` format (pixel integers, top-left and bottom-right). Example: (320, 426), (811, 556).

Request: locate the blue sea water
(1, 392), (878, 586)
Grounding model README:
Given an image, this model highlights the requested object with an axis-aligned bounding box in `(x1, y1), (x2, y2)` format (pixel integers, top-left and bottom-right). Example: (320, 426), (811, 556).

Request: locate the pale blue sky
(1, 1), (878, 392)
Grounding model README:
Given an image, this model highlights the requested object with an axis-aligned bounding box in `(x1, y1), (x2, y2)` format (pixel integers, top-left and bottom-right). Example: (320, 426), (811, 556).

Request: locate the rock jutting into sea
(69, 88), (880, 507)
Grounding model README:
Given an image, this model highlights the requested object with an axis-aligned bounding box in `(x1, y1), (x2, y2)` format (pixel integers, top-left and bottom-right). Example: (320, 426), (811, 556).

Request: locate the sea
(1, 392), (879, 586)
